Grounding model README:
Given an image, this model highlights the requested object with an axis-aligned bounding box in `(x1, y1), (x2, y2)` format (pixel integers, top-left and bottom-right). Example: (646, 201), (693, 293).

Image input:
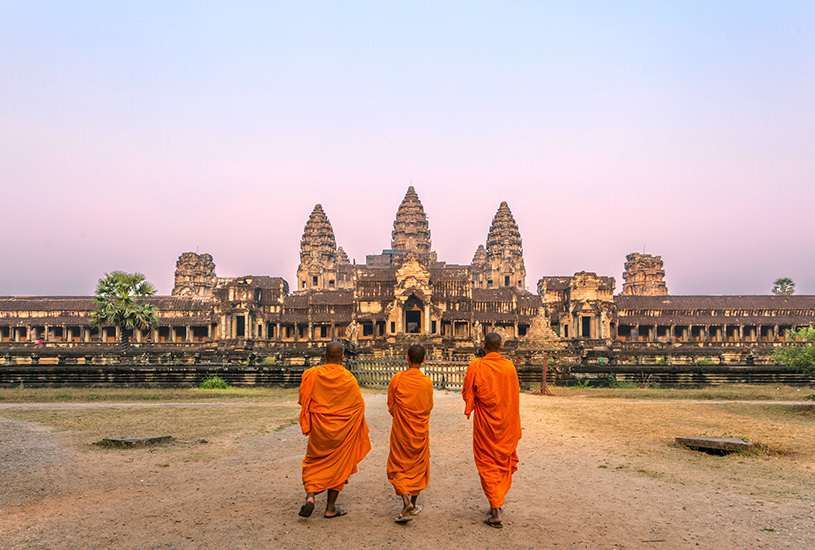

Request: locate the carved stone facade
(172, 252), (217, 297)
(538, 272), (616, 340)
(472, 202), (526, 290)
(622, 253), (668, 296)
(2, 190), (815, 354)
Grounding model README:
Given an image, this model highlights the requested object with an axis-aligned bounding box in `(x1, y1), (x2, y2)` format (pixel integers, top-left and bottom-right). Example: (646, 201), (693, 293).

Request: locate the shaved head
(483, 332), (502, 352)
(325, 341), (344, 364)
(407, 344), (425, 365)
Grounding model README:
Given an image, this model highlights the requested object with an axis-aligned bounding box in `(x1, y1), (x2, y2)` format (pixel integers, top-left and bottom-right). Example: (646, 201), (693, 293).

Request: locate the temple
(1, 187), (814, 358)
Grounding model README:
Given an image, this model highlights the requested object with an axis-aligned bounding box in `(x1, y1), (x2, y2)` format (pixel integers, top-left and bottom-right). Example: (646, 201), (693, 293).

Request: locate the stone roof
(0, 296), (213, 312)
(616, 295), (815, 311)
(618, 314), (815, 326)
(391, 186), (432, 254)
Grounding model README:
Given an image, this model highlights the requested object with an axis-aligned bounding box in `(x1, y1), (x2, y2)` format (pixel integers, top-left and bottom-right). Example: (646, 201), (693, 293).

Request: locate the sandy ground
(1, 391), (813, 550)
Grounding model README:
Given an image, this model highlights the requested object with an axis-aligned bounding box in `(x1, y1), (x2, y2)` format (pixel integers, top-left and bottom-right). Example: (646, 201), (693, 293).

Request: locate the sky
(1, 1), (813, 296)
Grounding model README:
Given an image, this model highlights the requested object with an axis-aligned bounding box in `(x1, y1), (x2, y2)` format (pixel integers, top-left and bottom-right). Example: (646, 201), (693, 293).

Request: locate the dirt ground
(1, 391), (813, 550)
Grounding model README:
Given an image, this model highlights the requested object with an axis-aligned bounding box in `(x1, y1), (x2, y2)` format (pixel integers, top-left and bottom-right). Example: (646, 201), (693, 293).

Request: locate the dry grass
(1, 404), (300, 463)
(522, 394), (815, 499)
(532, 383), (814, 401)
(0, 385), (298, 403)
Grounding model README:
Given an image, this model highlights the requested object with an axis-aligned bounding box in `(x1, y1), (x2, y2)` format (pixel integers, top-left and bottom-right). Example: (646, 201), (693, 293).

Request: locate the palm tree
(91, 271), (158, 346)
(772, 277), (796, 296)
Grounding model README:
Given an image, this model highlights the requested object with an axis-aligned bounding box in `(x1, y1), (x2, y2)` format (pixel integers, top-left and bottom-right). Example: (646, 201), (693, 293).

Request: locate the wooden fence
(348, 359), (470, 390)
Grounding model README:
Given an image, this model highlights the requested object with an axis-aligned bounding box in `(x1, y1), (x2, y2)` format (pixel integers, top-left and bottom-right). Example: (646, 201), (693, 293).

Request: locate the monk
(462, 332), (522, 529)
(297, 341), (371, 519)
(387, 344), (434, 523)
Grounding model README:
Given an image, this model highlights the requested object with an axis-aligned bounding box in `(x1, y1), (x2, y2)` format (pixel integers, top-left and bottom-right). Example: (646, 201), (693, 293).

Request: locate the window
(390, 322), (395, 333)
(504, 276), (510, 286)
(431, 321), (437, 333)
(320, 326), (327, 338)
(329, 280), (335, 288)
(312, 276), (318, 286)
(363, 323), (374, 336)
(301, 280), (306, 288)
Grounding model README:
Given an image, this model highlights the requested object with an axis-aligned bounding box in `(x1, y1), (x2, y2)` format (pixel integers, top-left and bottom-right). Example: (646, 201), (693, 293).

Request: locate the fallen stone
(675, 436), (754, 454)
(99, 436), (173, 448)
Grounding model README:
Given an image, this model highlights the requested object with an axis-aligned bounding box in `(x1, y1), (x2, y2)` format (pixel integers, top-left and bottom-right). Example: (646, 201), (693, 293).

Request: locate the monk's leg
(409, 493), (422, 515)
(324, 489), (342, 517)
(485, 506), (502, 526)
(400, 494), (414, 518)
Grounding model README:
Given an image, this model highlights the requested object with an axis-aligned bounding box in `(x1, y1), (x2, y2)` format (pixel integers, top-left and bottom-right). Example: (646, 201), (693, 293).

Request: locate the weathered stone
(100, 436), (173, 447)
(622, 253), (668, 296)
(675, 436), (754, 453)
(172, 252), (216, 297)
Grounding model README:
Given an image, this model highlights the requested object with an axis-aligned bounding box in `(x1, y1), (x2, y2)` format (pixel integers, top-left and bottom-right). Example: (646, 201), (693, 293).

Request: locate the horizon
(2, 2), (813, 296)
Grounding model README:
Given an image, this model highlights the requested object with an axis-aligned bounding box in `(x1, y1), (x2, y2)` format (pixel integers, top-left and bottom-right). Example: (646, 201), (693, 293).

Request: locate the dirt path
(1, 392), (813, 549)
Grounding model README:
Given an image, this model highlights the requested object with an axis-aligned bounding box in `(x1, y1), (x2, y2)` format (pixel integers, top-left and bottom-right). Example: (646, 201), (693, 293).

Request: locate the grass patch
(199, 375), (228, 390)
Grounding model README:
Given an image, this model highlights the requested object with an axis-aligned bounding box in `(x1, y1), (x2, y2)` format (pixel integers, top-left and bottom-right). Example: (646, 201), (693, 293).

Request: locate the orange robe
(462, 352), (522, 508)
(387, 368), (434, 496)
(298, 363), (371, 493)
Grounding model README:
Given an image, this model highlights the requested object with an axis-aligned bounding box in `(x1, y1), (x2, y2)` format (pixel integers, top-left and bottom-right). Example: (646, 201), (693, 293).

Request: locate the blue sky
(1, 1), (813, 295)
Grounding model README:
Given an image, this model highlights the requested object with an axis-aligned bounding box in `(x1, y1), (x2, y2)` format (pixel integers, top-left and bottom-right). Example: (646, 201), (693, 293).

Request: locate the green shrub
(200, 375), (228, 390)
(697, 358), (715, 365)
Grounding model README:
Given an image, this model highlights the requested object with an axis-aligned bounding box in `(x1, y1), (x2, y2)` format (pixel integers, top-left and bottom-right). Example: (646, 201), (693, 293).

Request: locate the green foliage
(200, 375), (229, 390)
(773, 325), (815, 376)
(697, 358), (715, 365)
(654, 357), (666, 365)
(574, 378), (591, 389)
(772, 277), (796, 296)
(261, 356), (276, 364)
(91, 271), (158, 336)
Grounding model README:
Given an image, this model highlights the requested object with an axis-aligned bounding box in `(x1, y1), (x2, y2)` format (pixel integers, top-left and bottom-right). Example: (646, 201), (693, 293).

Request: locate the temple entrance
(404, 295), (423, 334)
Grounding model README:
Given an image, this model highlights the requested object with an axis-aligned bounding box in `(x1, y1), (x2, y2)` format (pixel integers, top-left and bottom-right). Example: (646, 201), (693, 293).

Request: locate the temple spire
(296, 204), (352, 290)
(391, 186), (432, 254)
(472, 201), (527, 289)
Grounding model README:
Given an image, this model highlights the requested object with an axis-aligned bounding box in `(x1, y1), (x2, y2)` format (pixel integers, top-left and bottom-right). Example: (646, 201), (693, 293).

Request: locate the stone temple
(1, 187), (814, 357)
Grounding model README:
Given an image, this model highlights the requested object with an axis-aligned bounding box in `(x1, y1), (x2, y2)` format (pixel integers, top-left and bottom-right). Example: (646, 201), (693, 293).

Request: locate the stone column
(231, 316), (237, 339)
(115, 326), (121, 343)
(186, 326), (192, 343)
(738, 325), (743, 342)
(276, 323), (281, 341)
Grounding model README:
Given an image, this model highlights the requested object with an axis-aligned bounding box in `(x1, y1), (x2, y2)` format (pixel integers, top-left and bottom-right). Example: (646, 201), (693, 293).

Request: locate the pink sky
(1, 2), (813, 296)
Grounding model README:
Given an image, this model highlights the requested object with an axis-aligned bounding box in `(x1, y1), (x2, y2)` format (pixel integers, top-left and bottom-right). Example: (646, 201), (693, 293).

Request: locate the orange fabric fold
(386, 368), (434, 496)
(462, 352), (522, 508)
(298, 363), (371, 494)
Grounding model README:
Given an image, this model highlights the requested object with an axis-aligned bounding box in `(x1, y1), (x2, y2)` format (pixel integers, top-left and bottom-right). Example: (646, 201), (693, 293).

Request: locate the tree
(772, 277), (796, 296)
(91, 271), (158, 344)
(772, 325), (815, 376)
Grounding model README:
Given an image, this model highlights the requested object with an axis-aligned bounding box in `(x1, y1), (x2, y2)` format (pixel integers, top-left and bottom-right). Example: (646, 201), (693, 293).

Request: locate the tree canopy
(91, 271), (158, 336)
(772, 325), (815, 376)
(772, 277), (796, 296)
